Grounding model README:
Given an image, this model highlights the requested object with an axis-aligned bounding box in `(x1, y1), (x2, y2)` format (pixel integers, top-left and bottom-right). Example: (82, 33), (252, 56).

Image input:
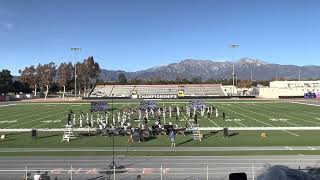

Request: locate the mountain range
(99, 57), (320, 81)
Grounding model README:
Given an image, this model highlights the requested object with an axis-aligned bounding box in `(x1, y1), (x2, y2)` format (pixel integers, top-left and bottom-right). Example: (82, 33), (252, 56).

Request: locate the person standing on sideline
(169, 129), (176, 148)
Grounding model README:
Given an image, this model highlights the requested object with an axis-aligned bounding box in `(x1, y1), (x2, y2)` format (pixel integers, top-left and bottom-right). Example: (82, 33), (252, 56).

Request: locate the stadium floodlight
(229, 44), (239, 95)
(70, 47), (81, 98)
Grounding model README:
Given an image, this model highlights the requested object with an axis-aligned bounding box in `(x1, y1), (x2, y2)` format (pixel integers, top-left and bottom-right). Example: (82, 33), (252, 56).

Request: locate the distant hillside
(99, 57), (320, 81)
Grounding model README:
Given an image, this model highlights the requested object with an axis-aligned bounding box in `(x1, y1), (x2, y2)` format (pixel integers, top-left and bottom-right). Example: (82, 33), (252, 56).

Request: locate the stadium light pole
(110, 94), (115, 169)
(71, 47), (81, 98)
(299, 70), (301, 81)
(229, 44), (240, 95)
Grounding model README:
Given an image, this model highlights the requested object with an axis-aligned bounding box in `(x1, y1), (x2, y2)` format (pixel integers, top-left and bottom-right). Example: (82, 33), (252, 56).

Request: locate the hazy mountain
(99, 57), (320, 81)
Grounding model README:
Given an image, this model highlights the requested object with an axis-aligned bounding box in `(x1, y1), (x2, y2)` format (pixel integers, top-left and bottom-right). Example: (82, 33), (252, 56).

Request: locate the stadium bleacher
(90, 84), (225, 97)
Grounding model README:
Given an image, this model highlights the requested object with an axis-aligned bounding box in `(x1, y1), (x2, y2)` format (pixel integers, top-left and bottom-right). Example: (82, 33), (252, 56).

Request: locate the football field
(1, 100), (320, 151)
(0, 100), (320, 129)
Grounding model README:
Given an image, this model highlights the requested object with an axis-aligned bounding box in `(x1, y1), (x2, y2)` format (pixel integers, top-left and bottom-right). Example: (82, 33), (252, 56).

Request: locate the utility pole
(250, 68), (253, 87)
(229, 44), (239, 95)
(70, 48), (81, 98)
(299, 70), (301, 81)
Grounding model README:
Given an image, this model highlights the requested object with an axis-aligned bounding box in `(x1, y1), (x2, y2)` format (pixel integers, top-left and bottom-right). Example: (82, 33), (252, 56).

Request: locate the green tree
(0, 69), (13, 94)
(117, 73), (127, 85)
(191, 76), (202, 84)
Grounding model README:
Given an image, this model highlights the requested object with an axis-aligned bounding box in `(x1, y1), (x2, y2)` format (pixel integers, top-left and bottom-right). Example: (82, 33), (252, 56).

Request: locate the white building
(259, 80), (320, 98)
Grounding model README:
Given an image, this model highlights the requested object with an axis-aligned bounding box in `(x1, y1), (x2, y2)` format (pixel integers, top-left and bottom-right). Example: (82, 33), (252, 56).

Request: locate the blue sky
(1, 0), (320, 75)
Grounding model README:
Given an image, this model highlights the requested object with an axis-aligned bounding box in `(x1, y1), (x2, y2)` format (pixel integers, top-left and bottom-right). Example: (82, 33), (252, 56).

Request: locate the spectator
(169, 129), (176, 148)
(33, 171), (41, 180)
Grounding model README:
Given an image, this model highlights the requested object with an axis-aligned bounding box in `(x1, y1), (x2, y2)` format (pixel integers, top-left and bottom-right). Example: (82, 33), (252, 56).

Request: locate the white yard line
(217, 106), (247, 127)
(6, 106), (73, 128)
(269, 103), (320, 119)
(34, 106), (86, 128)
(181, 112), (193, 127)
(230, 106), (299, 136)
(0, 104), (48, 120)
(203, 115), (220, 127)
(240, 104), (301, 127)
(256, 104), (320, 126)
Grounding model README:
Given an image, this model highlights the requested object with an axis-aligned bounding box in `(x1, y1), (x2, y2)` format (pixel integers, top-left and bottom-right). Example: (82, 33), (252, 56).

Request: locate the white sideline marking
(0, 120), (17, 124)
(285, 146), (293, 150)
(42, 120), (61, 123)
(282, 130), (299, 136)
(307, 146), (315, 150)
(270, 118), (288, 122)
(291, 102), (320, 107)
(0, 104), (16, 108)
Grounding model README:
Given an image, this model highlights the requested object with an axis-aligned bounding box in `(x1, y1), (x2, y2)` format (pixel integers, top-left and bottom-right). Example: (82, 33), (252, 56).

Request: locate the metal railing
(0, 164), (267, 180)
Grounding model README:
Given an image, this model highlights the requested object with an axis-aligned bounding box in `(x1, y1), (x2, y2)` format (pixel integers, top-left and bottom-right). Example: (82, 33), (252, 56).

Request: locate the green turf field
(1, 100), (320, 152)
(0, 100), (319, 129)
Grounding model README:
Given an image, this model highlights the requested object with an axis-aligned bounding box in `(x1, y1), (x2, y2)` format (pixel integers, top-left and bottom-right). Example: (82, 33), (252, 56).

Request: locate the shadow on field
(177, 138), (193, 146)
(0, 138), (17, 142)
(202, 130), (221, 139)
(229, 132), (239, 137)
(143, 136), (157, 142)
(5, 132), (26, 136)
(38, 134), (60, 139)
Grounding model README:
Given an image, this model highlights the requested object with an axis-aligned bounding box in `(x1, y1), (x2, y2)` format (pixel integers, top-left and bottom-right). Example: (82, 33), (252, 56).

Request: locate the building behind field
(259, 80), (320, 98)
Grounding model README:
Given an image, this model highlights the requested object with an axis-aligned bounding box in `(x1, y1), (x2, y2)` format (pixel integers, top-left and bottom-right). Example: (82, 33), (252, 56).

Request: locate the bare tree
(57, 62), (73, 99)
(19, 65), (39, 96)
(75, 57), (100, 97)
(37, 62), (56, 99)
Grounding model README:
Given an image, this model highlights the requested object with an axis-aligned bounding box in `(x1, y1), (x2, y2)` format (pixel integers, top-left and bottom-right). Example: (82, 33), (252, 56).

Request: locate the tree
(76, 57), (100, 97)
(19, 65), (39, 96)
(191, 76), (202, 84)
(12, 80), (31, 93)
(238, 80), (251, 88)
(37, 62), (56, 99)
(117, 73), (128, 85)
(0, 69), (13, 95)
(57, 62), (73, 99)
